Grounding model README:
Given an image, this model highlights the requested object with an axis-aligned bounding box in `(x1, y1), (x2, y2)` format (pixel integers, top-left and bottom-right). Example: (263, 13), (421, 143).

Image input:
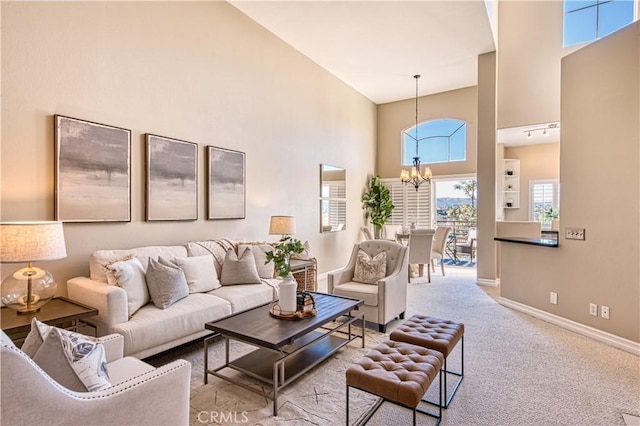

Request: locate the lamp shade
(269, 216), (296, 236)
(0, 221), (67, 263)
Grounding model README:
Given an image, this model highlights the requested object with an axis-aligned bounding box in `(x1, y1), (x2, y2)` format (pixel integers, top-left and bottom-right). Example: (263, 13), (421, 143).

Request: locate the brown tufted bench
(390, 314), (464, 408)
(346, 340), (443, 426)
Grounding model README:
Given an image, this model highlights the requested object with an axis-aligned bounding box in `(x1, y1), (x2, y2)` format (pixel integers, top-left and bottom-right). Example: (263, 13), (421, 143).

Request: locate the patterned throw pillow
(146, 258), (189, 309)
(25, 318), (110, 392)
(220, 248), (262, 285)
(353, 249), (387, 285)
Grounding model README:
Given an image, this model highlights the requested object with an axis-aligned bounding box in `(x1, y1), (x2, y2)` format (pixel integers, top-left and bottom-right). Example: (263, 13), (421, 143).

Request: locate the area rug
(147, 269), (640, 426)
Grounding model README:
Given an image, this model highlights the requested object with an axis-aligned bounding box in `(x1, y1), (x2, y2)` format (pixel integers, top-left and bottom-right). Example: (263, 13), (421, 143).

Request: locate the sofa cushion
(172, 255), (220, 292)
(332, 282), (379, 307)
(107, 257), (149, 317)
(237, 243), (275, 279)
(112, 293), (231, 357)
(90, 245), (188, 283)
(146, 258), (189, 309)
(220, 249), (262, 285)
(209, 283), (275, 313)
(353, 249), (387, 285)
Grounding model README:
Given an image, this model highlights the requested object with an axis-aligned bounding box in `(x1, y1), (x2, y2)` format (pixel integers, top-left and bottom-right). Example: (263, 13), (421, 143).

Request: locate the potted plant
(266, 236), (304, 314)
(361, 176), (394, 239)
(266, 236), (304, 278)
(543, 207), (559, 230)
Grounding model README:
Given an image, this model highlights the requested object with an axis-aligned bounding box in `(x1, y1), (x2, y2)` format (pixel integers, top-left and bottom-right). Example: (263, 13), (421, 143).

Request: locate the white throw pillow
(353, 249), (387, 285)
(106, 257), (149, 317)
(291, 240), (313, 260)
(237, 243), (275, 279)
(171, 255), (221, 293)
(220, 248), (262, 285)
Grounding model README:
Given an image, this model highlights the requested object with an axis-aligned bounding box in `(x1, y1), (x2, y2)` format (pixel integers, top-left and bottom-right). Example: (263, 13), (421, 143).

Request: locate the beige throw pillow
(237, 243), (275, 279)
(106, 257), (148, 317)
(353, 249), (387, 285)
(220, 248), (262, 285)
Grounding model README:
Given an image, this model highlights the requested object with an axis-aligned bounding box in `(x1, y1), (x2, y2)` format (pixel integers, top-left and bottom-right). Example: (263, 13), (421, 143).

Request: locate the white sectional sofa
(67, 239), (281, 359)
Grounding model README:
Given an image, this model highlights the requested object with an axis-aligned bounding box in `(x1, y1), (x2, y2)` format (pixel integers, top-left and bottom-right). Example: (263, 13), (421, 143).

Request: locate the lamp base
(1, 266), (56, 314)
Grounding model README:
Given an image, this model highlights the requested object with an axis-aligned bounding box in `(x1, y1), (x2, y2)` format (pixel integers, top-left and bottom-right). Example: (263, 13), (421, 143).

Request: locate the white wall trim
(477, 278), (500, 287)
(499, 297), (640, 356)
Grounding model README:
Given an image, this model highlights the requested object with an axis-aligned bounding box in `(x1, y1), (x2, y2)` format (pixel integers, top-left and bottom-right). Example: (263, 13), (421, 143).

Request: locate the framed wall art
(146, 134), (198, 221)
(55, 115), (131, 222)
(207, 146), (245, 220)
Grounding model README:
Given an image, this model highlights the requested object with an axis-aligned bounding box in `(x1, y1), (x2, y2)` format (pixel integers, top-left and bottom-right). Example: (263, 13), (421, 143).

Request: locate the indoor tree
(361, 176), (394, 239)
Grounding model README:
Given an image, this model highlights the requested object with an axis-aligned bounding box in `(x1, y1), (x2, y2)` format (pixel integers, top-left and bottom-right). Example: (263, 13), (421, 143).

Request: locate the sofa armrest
(98, 333), (124, 363)
(67, 277), (128, 335)
(327, 245), (359, 293)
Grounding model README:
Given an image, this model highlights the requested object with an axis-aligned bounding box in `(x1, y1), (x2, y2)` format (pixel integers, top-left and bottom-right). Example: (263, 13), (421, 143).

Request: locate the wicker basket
(292, 258), (317, 292)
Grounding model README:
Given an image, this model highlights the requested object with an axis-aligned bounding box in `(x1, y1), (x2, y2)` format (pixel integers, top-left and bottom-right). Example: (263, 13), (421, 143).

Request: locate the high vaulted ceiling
(229, 1), (496, 105)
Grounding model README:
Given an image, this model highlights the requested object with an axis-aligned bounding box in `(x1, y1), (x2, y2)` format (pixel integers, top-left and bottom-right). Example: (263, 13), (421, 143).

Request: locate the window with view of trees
(403, 118), (466, 165)
(563, 0), (634, 47)
(530, 180), (560, 227)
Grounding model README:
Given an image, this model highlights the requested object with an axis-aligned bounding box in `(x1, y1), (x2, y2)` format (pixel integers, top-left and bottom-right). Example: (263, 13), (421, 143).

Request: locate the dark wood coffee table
(203, 292), (364, 415)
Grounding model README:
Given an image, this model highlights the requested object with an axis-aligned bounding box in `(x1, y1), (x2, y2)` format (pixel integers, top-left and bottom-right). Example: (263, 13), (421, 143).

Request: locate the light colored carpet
(148, 268), (640, 425)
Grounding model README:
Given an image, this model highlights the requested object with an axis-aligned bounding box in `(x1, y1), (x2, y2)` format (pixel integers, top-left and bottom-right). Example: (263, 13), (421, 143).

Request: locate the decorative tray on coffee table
(269, 291), (317, 320)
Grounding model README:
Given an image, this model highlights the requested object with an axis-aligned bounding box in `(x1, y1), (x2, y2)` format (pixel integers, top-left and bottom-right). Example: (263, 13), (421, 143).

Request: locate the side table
(290, 258), (317, 291)
(1, 297), (98, 346)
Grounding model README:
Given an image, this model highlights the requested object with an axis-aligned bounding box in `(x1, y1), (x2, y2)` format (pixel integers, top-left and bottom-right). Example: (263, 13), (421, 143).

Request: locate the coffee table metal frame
(203, 292), (364, 416)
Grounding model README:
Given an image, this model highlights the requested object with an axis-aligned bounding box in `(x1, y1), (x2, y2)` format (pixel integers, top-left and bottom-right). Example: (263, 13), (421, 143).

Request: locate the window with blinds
(381, 178), (431, 229)
(530, 180), (560, 225)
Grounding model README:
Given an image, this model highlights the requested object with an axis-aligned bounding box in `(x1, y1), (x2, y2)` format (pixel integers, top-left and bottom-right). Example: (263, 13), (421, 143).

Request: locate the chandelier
(400, 74), (432, 191)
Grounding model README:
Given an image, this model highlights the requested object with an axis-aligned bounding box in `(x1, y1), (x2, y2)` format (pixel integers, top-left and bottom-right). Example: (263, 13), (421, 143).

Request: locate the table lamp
(1, 221), (67, 314)
(269, 216), (296, 239)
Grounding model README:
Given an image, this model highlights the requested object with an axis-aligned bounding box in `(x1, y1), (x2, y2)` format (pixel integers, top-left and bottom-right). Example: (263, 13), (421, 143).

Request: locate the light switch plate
(565, 227), (586, 240)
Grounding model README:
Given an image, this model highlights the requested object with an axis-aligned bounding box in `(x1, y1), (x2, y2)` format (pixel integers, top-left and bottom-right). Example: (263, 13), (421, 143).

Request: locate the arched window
(563, 0), (634, 47)
(403, 118), (467, 165)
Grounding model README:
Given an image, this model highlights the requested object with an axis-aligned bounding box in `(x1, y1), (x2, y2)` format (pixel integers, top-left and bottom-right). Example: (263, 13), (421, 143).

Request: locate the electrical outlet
(565, 227), (586, 240)
(601, 305), (610, 319)
(550, 292), (558, 305)
(589, 303), (598, 316)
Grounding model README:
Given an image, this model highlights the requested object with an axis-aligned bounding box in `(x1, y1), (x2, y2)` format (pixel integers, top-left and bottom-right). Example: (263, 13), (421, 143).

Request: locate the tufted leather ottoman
(390, 314), (464, 408)
(346, 340), (443, 426)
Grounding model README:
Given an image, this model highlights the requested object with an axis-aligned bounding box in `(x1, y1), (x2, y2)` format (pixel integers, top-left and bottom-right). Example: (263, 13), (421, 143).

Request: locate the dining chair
(408, 229), (436, 282)
(360, 226), (374, 241)
(431, 226), (452, 276)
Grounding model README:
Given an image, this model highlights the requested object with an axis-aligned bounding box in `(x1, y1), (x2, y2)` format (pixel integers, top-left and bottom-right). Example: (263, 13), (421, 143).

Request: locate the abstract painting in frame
(207, 146), (245, 220)
(55, 115), (131, 222)
(146, 134), (198, 221)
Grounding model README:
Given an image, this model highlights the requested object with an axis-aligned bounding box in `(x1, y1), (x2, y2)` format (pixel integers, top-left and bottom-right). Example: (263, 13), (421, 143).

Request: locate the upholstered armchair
(328, 240), (409, 333)
(0, 331), (191, 426)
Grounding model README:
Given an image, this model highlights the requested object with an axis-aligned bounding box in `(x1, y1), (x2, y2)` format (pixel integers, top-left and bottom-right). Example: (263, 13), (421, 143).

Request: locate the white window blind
(530, 180), (560, 225)
(381, 178), (431, 229)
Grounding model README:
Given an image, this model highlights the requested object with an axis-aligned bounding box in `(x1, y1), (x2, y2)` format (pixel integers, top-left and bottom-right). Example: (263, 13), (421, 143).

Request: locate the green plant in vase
(361, 176), (394, 239)
(265, 236), (304, 278)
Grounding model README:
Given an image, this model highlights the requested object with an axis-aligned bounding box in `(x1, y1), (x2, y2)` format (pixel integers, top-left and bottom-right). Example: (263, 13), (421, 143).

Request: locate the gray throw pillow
(220, 248), (262, 285)
(146, 258), (189, 309)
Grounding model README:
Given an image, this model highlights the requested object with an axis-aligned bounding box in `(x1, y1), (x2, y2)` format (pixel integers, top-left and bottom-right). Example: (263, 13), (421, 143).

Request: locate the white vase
(279, 277), (297, 314)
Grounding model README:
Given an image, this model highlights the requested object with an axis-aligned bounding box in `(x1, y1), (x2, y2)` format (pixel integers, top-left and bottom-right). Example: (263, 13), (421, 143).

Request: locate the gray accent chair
(0, 331), (191, 426)
(328, 240), (409, 333)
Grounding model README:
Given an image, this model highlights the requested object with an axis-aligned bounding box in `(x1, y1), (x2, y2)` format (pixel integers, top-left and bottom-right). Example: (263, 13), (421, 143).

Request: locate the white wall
(0, 2), (377, 290)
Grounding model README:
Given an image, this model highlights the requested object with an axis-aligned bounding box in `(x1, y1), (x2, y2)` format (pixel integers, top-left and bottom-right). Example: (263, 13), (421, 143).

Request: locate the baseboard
(499, 297), (640, 356)
(477, 278), (500, 287)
